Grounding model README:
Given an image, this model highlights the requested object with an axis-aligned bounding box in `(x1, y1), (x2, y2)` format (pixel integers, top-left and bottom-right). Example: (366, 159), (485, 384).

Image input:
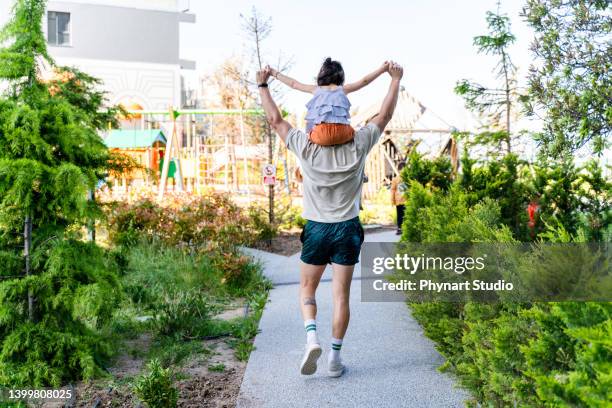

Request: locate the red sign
(262, 164), (276, 185)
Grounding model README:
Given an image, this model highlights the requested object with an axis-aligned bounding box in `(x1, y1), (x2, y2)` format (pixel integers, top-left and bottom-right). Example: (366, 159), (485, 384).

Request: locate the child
(266, 58), (389, 146)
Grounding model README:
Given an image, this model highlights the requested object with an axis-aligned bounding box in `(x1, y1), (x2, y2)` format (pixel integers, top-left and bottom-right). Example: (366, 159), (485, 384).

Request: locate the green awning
(104, 129), (166, 149)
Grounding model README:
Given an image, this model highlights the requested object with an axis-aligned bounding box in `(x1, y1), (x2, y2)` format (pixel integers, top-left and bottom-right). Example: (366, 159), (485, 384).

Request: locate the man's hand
(381, 61), (390, 72)
(256, 68), (271, 86)
(388, 62), (404, 80)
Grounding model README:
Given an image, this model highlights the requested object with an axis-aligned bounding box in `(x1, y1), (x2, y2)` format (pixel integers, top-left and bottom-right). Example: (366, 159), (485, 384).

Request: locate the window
(47, 11), (71, 46)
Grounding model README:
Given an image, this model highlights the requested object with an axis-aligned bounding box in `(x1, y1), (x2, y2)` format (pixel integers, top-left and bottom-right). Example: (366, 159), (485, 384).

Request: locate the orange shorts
(309, 123), (355, 146)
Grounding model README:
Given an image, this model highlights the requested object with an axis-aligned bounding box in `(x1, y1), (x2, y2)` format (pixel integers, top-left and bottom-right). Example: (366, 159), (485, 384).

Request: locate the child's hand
(265, 65), (278, 78)
(388, 62), (404, 80)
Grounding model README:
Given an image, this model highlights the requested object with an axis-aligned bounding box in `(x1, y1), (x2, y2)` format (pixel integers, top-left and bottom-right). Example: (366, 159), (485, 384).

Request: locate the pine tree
(0, 0), (122, 387)
(455, 2), (520, 154)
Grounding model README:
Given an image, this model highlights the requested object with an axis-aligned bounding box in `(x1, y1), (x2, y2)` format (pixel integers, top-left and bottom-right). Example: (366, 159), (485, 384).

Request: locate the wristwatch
(258, 83), (268, 88)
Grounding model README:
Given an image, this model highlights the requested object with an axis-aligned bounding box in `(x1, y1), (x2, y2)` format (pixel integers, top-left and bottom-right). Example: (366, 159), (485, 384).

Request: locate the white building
(43, 0), (196, 109)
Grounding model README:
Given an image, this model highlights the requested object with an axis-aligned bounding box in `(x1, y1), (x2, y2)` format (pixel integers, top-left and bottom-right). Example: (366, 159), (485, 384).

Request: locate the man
(256, 62), (403, 378)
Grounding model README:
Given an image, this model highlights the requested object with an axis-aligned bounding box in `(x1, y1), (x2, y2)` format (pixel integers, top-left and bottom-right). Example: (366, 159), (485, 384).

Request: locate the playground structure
(102, 87), (456, 201)
(104, 108), (285, 200)
(104, 128), (167, 189)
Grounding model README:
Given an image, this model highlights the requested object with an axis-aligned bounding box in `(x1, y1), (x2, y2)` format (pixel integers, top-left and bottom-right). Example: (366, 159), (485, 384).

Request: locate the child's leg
(309, 124), (355, 146)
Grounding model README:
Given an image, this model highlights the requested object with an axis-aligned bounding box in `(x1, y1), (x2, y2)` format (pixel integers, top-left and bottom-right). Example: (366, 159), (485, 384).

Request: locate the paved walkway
(237, 231), (468, 408)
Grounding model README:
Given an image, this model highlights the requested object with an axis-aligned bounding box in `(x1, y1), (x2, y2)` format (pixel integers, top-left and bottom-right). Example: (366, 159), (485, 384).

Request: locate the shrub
(247, 203), (277, 241)
(402, 150), (453, 191)
(210, 251), (262, 293)
(246, 195), (306, 240)
(106, 193), (254, 250)
(400, 151), (611, 406)
(151, 289), (219, 340)
(134, 359), (178, 408)
(0, 239), (121, 387)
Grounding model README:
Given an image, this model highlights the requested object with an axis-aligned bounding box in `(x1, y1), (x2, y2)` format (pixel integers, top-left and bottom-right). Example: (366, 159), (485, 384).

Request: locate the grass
(122, 241), (227, 300)
(208, 363), (226, 372)
(148, 338), (211, 367)
(100, 239), (271, 378)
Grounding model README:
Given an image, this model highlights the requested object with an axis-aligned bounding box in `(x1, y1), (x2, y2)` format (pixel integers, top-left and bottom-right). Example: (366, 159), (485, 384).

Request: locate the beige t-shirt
(286, 123), (382, 222)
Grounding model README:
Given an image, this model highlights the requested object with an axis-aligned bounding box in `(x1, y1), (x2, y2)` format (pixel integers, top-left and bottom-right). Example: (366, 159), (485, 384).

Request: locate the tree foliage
(400, 150), (611, 406)
(455, 4), (520, 154)
(522, 0), (611, 157)
(0, 0), (123, 387)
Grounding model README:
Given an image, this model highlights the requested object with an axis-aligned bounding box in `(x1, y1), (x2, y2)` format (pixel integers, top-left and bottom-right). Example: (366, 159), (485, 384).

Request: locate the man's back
(286, 123), (382, 222)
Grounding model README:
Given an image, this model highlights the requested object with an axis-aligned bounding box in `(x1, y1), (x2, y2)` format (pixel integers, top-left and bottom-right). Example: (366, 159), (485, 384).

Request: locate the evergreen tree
(455, 2), (520, 154)
(522, 0), (611, 157)
(0, 0), (122, 386)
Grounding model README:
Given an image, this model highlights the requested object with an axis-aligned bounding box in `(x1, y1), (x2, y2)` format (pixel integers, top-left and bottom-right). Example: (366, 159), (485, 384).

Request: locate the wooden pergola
(351, 86), (456, 198)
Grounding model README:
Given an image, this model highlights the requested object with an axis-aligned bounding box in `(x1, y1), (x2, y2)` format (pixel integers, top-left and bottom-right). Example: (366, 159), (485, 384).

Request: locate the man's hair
(317, 57), (345, 86)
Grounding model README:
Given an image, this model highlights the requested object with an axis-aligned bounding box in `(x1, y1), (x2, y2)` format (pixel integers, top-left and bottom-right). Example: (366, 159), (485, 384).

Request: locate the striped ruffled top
(305, 86), (351, 133)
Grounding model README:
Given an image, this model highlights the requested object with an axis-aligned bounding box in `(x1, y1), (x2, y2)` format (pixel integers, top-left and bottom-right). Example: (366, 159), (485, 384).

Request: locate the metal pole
(195, 119), (200, 194)
(224, 133), (229, 191)
(239, 112), (251, 200)
(158, 107), (174, 201)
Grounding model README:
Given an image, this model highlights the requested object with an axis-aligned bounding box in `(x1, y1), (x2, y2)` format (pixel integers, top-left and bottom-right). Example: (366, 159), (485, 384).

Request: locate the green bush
(402, 150), (453, 191)
(401, 152), (611, 406)
(0, 240), (121, 387)
(152, 289), (219, 339)
(106, 194), (254, 250)
(134, 359), (178, 408)
(246, 195), (306, 240)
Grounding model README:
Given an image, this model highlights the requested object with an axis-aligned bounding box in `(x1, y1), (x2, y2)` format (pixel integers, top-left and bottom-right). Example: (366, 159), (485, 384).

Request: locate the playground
(101, 90), (455, 206)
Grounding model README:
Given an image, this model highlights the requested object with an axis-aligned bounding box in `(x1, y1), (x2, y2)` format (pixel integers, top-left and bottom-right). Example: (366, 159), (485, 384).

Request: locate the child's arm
(343, 61), (389, 94)
(268, 66), (317, 94)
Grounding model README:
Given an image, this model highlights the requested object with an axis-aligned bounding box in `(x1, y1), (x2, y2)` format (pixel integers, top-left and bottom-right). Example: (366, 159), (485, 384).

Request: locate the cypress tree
(0, 0), (123, 386)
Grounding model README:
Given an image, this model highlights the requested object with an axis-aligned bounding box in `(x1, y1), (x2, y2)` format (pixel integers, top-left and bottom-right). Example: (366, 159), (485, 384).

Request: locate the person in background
(390, 162), (407, 235)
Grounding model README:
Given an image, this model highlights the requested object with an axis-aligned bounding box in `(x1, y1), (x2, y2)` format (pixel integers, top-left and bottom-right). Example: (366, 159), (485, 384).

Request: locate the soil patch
(61, 305), (251, 407)
(251, 231), (302, 256)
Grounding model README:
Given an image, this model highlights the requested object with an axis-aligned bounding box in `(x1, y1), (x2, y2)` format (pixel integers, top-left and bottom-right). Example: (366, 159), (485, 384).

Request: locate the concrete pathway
(237, 231), (468, 408)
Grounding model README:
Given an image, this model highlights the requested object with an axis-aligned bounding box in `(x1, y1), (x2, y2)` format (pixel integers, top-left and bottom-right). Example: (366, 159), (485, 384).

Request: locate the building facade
(44, 0), (195, 109)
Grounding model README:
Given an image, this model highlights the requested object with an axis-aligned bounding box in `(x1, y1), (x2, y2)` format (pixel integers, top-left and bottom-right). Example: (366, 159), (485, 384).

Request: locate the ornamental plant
(0, 0), (123, 386)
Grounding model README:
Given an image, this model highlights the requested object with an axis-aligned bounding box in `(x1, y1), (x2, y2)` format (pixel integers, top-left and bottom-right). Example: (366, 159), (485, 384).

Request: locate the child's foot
(300, 343), (322, 375)
(328, 359), (345, 378)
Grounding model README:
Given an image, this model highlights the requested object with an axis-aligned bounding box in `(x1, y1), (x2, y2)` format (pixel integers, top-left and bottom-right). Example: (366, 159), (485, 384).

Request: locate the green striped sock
(330, 337), (343, 361)
(304, 319), (318, 344)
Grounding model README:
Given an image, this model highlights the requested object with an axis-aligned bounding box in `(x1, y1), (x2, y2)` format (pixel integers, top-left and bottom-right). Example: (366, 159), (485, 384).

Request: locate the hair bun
(324, 57), (333, 65)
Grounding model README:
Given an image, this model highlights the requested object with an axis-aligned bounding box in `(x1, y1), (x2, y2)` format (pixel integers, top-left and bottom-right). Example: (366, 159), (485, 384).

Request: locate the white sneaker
(328, 359), (345, 378)
(300, 343), (322, 375)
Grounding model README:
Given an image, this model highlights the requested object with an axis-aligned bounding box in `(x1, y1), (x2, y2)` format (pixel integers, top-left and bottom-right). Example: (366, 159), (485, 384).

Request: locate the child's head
(317, 57), (345, 86)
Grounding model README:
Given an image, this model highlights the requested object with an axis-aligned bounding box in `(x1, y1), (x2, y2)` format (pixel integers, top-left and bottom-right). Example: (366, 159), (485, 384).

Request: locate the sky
(179, 0), (536, 132)
(0, 0), (607, 164)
